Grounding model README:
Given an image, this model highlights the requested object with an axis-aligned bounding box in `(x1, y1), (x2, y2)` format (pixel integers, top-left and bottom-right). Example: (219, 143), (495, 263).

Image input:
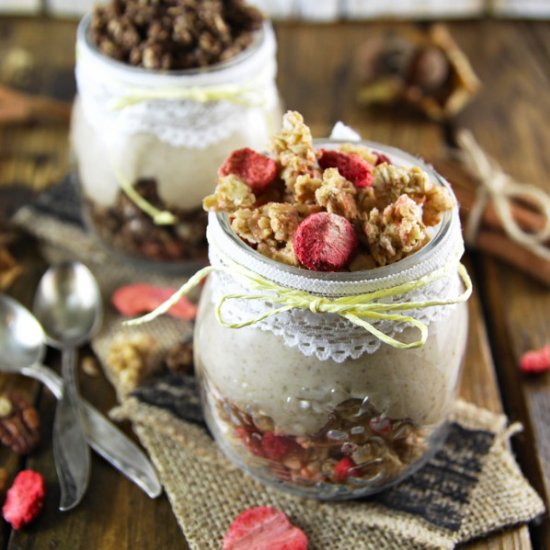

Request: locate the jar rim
(209, 139), (461, 291)
(77, 12), (269, 78)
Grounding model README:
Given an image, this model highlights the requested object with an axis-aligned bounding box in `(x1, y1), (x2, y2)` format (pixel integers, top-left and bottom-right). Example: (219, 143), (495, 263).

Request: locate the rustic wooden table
(0, 16), (549, 550)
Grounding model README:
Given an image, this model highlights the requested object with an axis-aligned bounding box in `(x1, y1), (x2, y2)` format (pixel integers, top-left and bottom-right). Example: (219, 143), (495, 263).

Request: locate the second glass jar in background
(71, 15), (282, 270)
(194, 142), (470, 500)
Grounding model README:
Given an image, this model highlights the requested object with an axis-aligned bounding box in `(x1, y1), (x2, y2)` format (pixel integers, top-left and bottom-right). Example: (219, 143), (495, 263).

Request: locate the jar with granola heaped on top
(70, 8), (281, 271)
(194, 138), (471, 500)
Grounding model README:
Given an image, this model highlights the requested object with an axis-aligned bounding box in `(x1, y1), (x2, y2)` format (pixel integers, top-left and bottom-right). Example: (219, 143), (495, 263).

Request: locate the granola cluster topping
(204, 111), (455, 270)
(90, 0), (264, 70)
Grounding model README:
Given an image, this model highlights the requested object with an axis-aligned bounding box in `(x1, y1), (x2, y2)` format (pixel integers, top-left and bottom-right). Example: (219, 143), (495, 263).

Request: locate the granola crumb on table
(203, 110), (455, 271)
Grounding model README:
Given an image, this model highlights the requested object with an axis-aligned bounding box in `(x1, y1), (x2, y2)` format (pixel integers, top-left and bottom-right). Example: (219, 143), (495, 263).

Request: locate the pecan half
(0, 394), (40, 455)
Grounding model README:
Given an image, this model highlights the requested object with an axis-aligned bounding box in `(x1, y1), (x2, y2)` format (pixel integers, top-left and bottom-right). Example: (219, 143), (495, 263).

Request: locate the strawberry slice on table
(111, 283), (197, 320)
(2, 470), (45, 530)
(223, 506), (308, 550)
(294, 212), (358, 272)
(318, 149), (373, 188)
(520, 344), (550, 374)
(219, 148), (278, 195)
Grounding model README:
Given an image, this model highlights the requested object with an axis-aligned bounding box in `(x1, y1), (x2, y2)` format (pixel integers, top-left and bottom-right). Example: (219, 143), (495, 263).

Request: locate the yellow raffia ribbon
(111, 78), (268, 111)
(126, 252), (472, 350)
(113, 166), (176, 226)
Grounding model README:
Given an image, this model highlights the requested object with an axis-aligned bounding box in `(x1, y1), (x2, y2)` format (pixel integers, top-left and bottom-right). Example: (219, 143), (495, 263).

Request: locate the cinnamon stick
(431, 157), (550, 287)
(432, 158), (548, 239)
(0, 86), (71, 125)
(474, 228), (550, 287)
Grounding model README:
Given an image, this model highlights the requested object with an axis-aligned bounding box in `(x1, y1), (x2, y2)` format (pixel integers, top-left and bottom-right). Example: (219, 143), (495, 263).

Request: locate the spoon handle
(22, 364), (162, 498)
(53, 348), (91, 511)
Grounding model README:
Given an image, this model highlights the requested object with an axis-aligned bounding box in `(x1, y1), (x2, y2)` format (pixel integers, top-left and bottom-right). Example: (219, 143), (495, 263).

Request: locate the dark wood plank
(0, 16), (543, 550)
(450, 19), (550, 549)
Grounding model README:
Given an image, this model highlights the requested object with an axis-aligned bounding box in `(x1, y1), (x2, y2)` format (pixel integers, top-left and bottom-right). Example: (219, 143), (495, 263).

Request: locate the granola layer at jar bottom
(209, 387), (431, 493)
(84, 179), (208, 262)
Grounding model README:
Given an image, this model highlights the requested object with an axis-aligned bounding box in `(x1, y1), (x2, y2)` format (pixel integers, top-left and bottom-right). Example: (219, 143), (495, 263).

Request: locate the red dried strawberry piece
(219, 148), (278, 194)
(2, 470), (45, 530)
(520, 345), (550, 374)
(374, 152), (391, 166)
(112, 284), (197, 320)
(294, 212), (358, 271)
(318, 149), (373, 188)
(223, 506), (308, 550)
(369, 416), (392, 435)
(261, 432), (298, 461)
(333, 457), (358, 482)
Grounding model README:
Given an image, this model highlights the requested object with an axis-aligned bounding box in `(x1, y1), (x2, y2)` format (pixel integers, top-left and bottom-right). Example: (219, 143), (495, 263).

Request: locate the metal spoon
(0, 293), (161, 498)
(33, 262), (102, 511)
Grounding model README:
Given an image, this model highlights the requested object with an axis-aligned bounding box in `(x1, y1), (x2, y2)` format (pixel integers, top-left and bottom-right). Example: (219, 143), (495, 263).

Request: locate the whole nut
(407, 46), (450, 92)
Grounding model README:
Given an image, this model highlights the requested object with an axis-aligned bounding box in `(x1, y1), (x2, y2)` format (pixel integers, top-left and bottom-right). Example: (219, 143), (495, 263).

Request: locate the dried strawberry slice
(2, 470), (45, 530)
(333, 457), (358, 482)
(261, 432), (297, 461)
(223, 506), (308, 550)
(520, 345), (550, 374)
(219, 148), (278, 195)
(374, 152), (391, 166)
(318, 149), (373, 188)
(112, 284), (197, 320)
(294, 212), (358, 271)
(369, 416), (392, 435)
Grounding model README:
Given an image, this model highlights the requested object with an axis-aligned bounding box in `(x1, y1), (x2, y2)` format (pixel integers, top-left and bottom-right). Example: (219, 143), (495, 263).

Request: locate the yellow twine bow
(110, 77), (269, 111)
(458, 129), (550, 261)
(126, 251), (472, 350)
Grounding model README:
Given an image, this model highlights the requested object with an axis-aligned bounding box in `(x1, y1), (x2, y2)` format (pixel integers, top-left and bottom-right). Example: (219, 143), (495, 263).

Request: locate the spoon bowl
(33, 262), (103, 347)
(0, 294), (45, 370)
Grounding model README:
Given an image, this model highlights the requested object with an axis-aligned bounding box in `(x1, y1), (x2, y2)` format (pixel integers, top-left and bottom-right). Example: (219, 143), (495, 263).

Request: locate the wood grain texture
(450, 19), (550, 549)
(0, 16), (546, 550)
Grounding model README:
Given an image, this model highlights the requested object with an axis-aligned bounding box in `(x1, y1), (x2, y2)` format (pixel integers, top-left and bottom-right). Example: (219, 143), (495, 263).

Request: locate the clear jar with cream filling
(71, 14), (282, 271)
(194, 142), (470, 500)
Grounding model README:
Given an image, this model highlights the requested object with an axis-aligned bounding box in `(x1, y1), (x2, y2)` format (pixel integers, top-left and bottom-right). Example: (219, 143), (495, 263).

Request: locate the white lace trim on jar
(75, 20), (278, 149)
(206, 208), (466, 362)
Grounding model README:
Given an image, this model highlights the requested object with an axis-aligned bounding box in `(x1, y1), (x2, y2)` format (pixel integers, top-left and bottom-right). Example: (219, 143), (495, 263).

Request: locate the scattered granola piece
(164, 336), (194, 375)
(0, 394), (40, 455)
(219, 148), (278, 195)
(203, 175), (256, 213)
(315, 168), (359, 220)
(112, 283), (197, 320)
(294, 212), (358, 272)
(107, 333), (157, 394)
(2, 470), (45, 530)
(520, 345), (550, 375)
(81, 356), (100, 377)
(318, 149), (373, 188)
(272, 111), (318, 194)
(223, 506), (308, 550)
(364, 195), (429, 266)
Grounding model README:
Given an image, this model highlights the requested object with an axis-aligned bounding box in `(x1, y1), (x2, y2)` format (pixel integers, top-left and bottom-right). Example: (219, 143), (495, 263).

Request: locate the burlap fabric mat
(12, 182), (545, 549)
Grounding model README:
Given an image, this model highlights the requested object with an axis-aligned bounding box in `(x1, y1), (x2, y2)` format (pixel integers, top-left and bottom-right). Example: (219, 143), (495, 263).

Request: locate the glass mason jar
(194, 141), (470, 500)
(71, 14), (282, 271)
